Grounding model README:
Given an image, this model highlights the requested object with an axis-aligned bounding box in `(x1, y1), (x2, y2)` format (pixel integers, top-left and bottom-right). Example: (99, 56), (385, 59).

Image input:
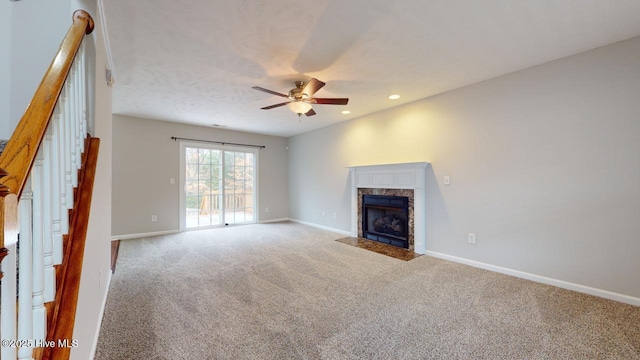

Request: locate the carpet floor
(95, 222), (640, 359)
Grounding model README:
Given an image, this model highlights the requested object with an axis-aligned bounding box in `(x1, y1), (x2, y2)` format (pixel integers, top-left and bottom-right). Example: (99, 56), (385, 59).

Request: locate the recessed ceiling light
(341, 110), (351, 115)
(388, 94), (400, 100)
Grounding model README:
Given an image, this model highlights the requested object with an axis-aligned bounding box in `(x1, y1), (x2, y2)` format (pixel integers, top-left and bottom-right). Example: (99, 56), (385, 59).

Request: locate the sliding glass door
(181, 143), (256, 229)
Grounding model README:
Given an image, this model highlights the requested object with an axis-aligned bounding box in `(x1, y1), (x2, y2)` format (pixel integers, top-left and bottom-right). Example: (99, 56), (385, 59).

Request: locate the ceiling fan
(252, 78), (349, 117)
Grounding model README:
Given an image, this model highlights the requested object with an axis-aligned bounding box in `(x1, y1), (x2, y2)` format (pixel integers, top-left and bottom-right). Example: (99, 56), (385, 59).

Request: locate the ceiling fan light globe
(288, 101), (313, 115)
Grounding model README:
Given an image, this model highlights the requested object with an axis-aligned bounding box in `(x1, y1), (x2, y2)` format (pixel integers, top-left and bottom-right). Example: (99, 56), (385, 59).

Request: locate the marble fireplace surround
(348, 162), (430, 254)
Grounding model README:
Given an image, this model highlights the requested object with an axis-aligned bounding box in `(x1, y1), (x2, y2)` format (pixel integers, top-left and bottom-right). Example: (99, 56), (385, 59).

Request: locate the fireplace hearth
(362, 194), (409, 248)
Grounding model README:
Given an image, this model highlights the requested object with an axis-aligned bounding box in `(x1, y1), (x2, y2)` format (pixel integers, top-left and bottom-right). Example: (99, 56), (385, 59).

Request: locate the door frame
(179, 141), (259, 231)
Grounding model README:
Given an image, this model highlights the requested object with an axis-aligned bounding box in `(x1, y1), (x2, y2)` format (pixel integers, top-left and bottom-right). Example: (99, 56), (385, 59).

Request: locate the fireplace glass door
(362, 194), (409, 248)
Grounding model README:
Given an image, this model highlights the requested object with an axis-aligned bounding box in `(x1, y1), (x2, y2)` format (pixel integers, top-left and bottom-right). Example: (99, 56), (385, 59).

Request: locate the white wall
(288, 36), (640, 300)
(0, 0), (11, 139)
(71, 2), (113, 359)
(112, 115), (289, 237)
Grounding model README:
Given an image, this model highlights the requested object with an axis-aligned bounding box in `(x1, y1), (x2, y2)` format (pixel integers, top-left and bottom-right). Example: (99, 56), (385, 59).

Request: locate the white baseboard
(111, 229), (179, 241)
(288, 218), (352, 236)
(259, 217), (290, 224)
(89, 270), (112, 360)
(426, 251), (640, 307)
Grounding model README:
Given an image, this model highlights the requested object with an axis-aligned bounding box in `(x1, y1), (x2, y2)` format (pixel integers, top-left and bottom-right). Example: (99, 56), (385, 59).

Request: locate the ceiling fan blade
(261, 102), (290, 110)
(305, 108), (316, 117)
(302, 78), (325, 96)
(313, 98), (349, 105)
(252, 86), (289, 98)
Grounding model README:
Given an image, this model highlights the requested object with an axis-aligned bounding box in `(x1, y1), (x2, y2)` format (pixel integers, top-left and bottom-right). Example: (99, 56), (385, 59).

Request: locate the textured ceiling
(103, 0), (640, 137)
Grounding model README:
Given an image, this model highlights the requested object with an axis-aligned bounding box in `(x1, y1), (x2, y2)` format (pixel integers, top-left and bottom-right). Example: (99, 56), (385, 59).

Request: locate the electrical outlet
(170, 178), (175, 184)
(333, 212), (337, 219)
(265, 207), (269, 213)
(322, 211), (325, 217)
(151, 215), (158, 222)
(468, 233), (476, 244)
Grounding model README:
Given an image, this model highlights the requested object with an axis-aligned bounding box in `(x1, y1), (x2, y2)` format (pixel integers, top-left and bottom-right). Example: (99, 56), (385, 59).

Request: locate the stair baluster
(18, 180), (34, 360)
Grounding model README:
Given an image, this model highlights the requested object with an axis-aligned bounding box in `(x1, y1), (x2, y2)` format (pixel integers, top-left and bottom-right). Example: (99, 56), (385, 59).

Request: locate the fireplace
(349, 162), (430, 254)
(362, 194), (409, 248)
(358, 188), (414, 250)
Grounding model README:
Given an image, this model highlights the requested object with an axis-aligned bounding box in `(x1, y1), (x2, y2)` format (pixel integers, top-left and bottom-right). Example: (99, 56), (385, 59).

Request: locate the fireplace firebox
(362, 194), (409, 248)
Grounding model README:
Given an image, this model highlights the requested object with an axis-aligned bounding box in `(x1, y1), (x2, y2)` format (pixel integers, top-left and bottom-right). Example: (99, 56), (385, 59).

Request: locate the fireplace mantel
(348, 162), (430, 254)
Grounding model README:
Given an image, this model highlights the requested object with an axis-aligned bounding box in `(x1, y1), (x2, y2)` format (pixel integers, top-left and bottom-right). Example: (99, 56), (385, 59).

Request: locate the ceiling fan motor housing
(289, 81), (310, 101)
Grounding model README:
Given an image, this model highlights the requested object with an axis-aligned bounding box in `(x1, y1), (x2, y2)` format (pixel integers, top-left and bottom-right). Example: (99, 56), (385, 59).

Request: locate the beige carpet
(96, 222), (640, 359)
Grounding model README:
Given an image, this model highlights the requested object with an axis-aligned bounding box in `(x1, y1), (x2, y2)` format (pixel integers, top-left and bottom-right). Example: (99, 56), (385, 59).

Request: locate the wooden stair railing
(0, 9), (96, 360)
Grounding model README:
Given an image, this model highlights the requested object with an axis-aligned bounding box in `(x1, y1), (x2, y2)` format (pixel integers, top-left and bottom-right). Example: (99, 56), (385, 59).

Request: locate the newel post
(0, 168), (18, 279)
(73, 9), (95, 35)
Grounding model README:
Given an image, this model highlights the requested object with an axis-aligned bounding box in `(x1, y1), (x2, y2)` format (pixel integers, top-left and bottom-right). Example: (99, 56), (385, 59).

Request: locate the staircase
(0, 10), (99, 360)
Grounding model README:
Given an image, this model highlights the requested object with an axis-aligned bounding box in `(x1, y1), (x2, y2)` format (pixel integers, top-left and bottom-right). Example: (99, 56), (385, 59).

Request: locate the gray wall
(288, 36), (640, 299)
(0, 0), (10, 138)
(9, 0), (72, 134)
(112, 115), (289, 236)
(1, 0), (68, 138)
